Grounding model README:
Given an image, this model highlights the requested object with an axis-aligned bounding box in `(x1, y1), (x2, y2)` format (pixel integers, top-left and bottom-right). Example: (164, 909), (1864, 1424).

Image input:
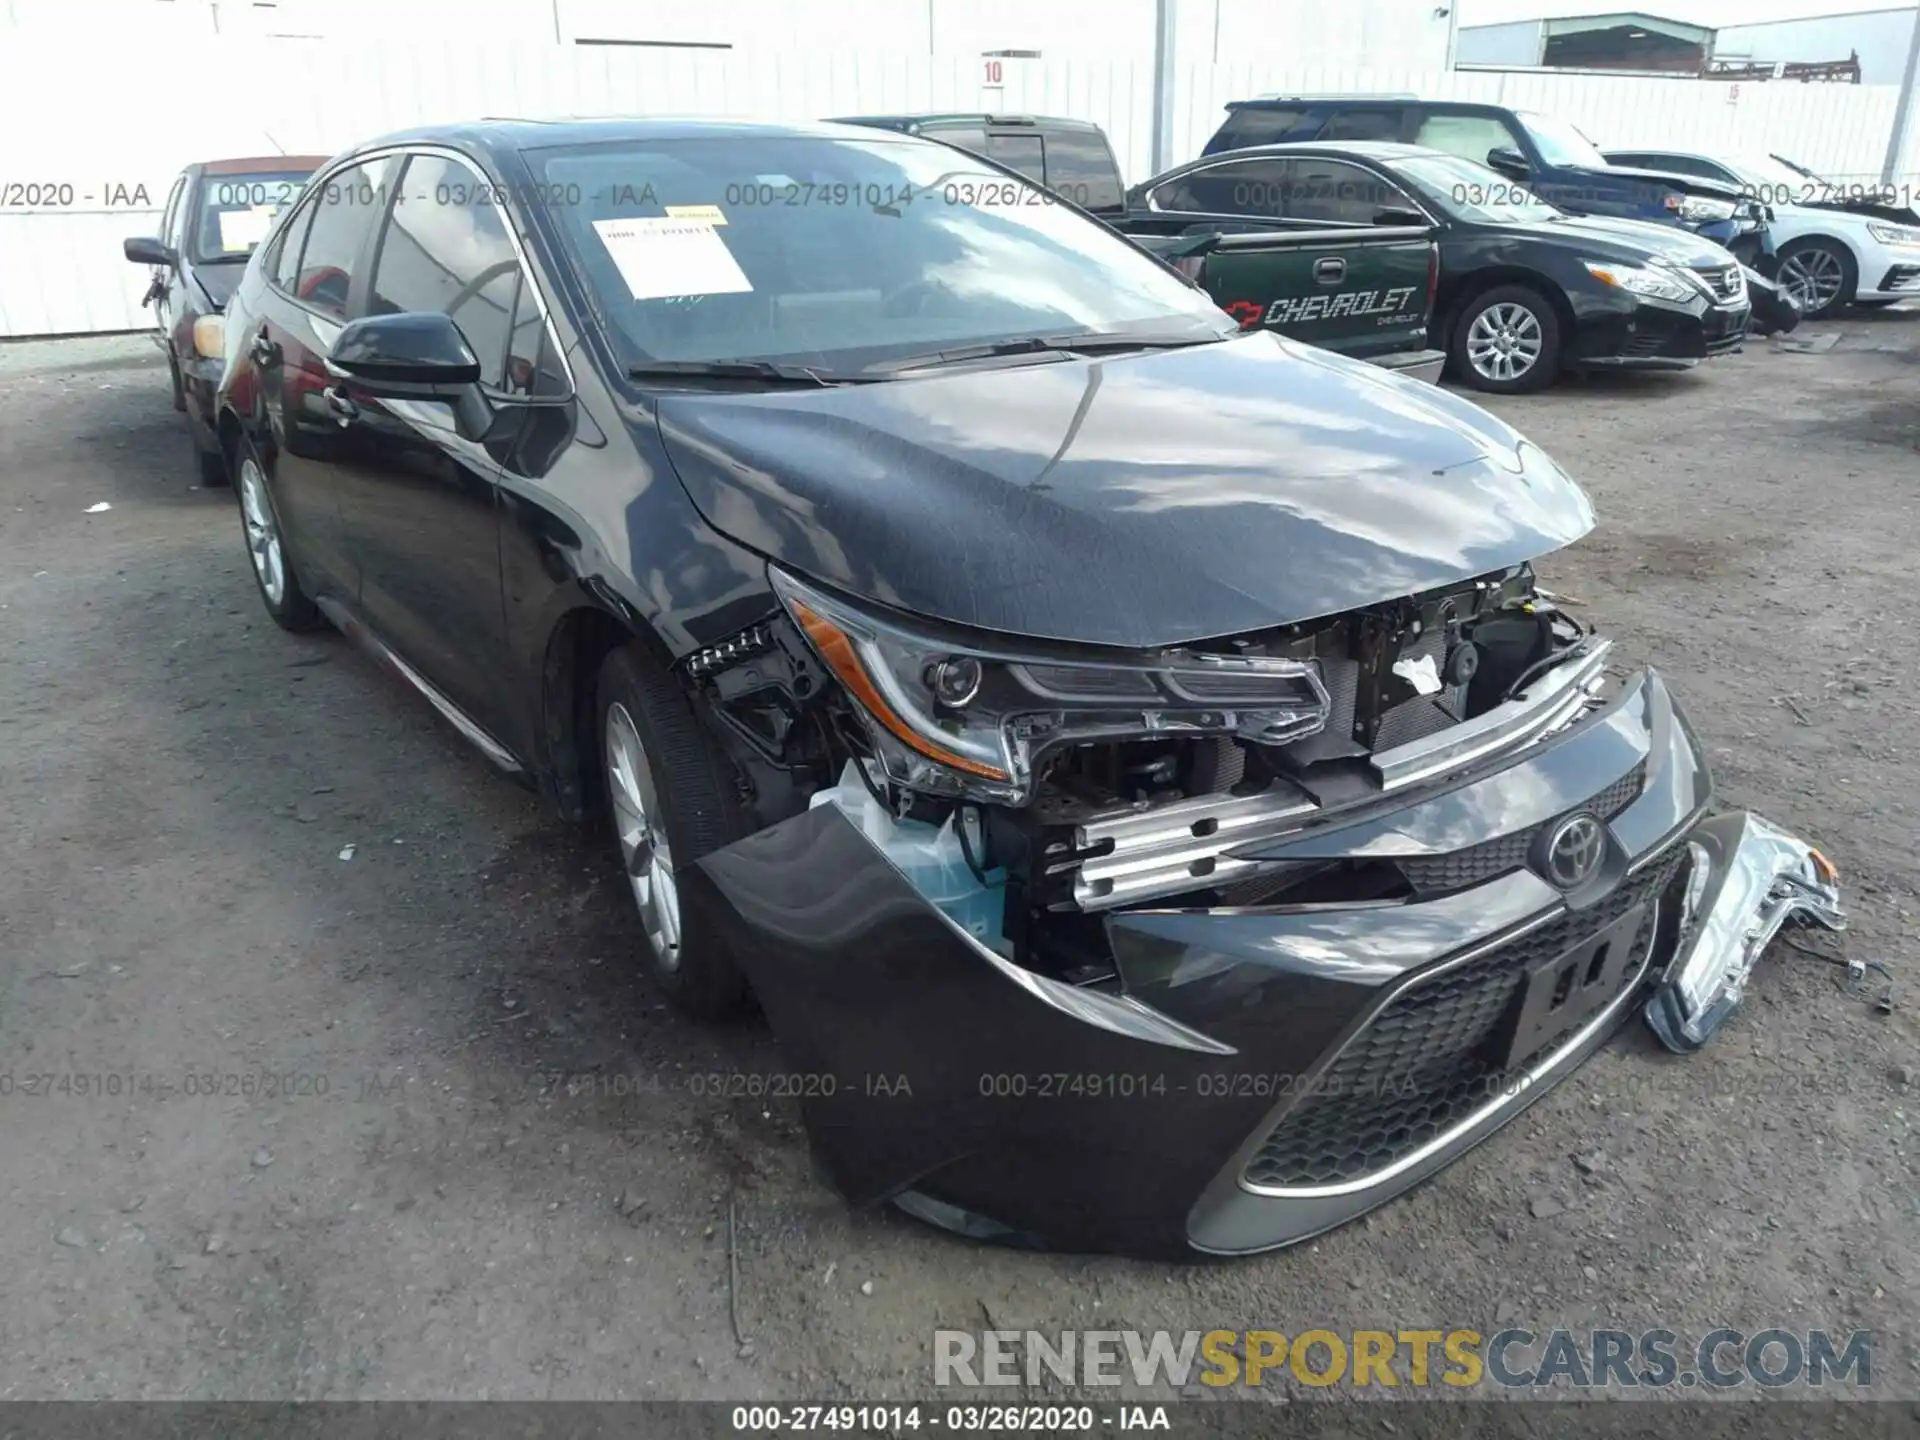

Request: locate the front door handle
(1313, 257), (1346, 285)
(323, 386), (359, 426)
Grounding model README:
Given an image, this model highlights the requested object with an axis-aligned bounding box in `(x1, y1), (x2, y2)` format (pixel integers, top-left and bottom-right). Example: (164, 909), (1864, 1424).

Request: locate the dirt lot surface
(1, 318), (1917, 1409)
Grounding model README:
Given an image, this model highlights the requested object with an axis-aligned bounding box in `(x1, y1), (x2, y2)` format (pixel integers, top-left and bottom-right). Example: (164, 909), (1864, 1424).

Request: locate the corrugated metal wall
(3, 35), (1917, 338)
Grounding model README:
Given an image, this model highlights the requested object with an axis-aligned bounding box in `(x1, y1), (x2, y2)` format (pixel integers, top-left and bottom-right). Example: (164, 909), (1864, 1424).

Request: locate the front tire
(596, 643), (755, 1021)
(234, 438), (323, 632)
(1450, 285), (1562, 394)
(1776, 239), (1856, 319)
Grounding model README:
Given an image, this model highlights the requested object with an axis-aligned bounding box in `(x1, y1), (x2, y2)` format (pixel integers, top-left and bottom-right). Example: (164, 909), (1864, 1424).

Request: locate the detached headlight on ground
(1867, 222), (1920, 248)
(770, 567), (1331, 805)
(1583, 260), (1697, 303)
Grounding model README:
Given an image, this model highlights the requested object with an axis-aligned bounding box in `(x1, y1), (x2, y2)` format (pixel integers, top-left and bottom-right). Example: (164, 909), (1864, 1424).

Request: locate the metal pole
(1150, 0), (1177, 175)
(1883, 5), (1920, 185)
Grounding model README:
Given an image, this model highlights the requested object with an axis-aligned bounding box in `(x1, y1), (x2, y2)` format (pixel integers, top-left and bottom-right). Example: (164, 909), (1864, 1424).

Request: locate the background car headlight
(771, 568), (1331, 805)
(1583, 260), (1696, 303)
(192, 314), (226, 360)
(1867, 222), (1920, 247)
(1664, 195), (1737, 224)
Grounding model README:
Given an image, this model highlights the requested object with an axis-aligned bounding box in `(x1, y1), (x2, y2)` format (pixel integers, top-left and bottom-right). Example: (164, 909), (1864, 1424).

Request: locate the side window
(1412, 112), (1525, 167)
(1151, 159), (1291, 218)
(1209, 107), (1306, 153)
(1043, 128), (1125, 211)
(1282, 160), (1414, 226)
(366, 154), (520, 385)
(1322, 108), (1404, 142)
(271, 197), (316, 291)
(1623, 154), (1724, 181)
(294, 156), (396, 321)
(160, 175), (188, 251)
(503, 274), (569, 399)
(982, 133), (1046, 186)
(924, 123), (987, 157)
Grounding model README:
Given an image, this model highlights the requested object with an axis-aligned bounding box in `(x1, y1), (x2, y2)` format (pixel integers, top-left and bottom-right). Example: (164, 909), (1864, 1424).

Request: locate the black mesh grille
(1242, 849), (1684, 1190)
(1395, 764), (1645, 897)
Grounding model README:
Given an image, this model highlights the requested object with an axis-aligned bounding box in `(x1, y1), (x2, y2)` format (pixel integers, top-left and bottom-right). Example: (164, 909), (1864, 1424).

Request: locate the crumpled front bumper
(1645, 811), (1846, 1053)
(688, 666), (1836, 1259)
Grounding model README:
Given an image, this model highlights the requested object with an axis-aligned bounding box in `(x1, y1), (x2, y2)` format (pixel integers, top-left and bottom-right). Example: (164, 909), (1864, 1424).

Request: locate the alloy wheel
(605, 701), (682, 969)
(237, 455), (285, 606)
(1466, 302), (1543, 383)
(1778, 247), (1845, 313)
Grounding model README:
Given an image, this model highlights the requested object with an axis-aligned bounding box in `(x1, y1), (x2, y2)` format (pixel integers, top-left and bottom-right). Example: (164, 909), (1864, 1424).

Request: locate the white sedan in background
(1604, 147), (1920, 319)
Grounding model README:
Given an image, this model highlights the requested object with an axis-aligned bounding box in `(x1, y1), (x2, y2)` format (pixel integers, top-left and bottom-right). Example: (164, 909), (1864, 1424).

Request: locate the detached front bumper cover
(1645, 811), (1846, 1052)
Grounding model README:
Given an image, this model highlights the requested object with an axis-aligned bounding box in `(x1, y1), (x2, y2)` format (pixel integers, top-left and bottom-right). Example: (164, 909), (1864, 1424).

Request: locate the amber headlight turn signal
(770, 567), (1331, 806)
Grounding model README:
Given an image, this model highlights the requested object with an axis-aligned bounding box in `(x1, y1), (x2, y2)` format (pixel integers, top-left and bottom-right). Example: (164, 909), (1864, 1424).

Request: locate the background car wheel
(1451, 285), (1561, 394)
(234, 439), (323, 632)
(1775, 239), (1856, 320)
(596, 642), (755, 1021)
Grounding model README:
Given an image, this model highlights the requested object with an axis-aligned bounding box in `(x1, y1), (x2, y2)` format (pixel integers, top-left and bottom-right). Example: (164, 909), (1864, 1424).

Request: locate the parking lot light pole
(1151, 0), (1177, 176)
(1884, 6), (1920, 185)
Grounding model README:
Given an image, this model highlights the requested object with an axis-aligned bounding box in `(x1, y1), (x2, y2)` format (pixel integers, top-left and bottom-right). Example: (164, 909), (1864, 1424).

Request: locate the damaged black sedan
(214, 118), (1844, 1260)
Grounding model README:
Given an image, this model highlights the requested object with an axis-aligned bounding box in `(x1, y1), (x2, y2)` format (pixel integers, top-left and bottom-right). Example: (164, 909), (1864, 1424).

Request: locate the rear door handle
(1313, 257), (1346, 285)
(250, 332), (277, 366)
(323, 386), (359, 426)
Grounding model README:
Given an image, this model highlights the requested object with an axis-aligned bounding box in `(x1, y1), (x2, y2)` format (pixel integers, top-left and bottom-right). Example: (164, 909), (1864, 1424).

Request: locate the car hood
(1794, 195), (1920, 228)
(190, 262), (244, 312)
(1580, 163), (1742, 200)
(1498, 213), (1736, 266)
(653, 332), (1595, 649)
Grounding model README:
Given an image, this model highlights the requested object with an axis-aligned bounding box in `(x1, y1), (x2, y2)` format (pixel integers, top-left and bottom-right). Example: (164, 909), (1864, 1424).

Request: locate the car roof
(830, 112), (1101, 132)
(333, 115), (927, 165)
(197, 155), (331, 174)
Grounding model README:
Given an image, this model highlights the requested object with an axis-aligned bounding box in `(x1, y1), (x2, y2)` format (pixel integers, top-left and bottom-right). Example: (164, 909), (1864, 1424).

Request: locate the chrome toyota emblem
(1542, 813), (1606, 890)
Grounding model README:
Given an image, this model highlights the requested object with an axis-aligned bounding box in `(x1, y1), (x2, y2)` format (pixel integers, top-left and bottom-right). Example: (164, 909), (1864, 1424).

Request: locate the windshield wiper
(860, 331), (1225, 375)
(625, 359), (868, 386)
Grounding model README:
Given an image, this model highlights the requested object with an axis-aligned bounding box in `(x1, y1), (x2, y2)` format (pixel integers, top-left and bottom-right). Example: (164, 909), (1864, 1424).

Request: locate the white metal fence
(2, 37), (1917, 337)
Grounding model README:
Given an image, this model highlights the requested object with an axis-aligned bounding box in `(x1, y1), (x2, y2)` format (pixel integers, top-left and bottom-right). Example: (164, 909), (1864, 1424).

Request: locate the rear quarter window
(1207, 107), (1309, 153)
(1043, 128), (1125, 210)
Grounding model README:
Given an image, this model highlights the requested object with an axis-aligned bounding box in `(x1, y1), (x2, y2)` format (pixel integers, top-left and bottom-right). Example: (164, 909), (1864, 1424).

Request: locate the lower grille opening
(1241, 850), (1687, 1191)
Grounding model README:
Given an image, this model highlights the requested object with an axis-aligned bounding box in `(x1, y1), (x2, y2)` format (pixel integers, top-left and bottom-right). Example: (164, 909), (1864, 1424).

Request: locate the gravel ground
(1, 319), (1916, 1407)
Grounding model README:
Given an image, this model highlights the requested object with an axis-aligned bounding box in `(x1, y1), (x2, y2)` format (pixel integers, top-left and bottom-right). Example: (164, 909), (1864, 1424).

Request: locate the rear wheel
(1451, 285), (1562, 394)
(1775, 239), (1855, 319)
(596, 643), (755, 1021)
(235, 438), (323, 632)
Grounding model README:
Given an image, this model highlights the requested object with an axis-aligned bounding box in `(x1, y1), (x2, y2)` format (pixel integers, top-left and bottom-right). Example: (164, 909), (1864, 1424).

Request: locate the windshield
(1395, 154), (1563, 225)
(1515, 112), (1608, 170)
(189, 170), (314, 264)
(524, 135), (1232, 371)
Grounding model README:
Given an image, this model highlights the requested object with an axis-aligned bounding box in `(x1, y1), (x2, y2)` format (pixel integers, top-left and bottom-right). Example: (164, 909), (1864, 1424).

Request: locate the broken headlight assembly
(769, 568), (1332, 805)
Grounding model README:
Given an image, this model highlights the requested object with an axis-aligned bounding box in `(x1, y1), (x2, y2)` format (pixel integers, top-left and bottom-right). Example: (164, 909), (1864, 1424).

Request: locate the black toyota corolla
(213, 119), (1843, 1259)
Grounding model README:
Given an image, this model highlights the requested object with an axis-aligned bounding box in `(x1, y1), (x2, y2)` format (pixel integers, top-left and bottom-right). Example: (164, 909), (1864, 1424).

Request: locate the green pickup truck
(833, 112), (1444, 382)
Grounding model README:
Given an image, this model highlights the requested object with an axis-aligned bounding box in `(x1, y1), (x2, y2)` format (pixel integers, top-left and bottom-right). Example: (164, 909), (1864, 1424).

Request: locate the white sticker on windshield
(592, 217), (752, 301)
(216, 206), (279, 253)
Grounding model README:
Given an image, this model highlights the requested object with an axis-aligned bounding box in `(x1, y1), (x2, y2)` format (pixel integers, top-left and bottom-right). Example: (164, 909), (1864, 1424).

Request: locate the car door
(324, 149), (528, 750)
(248, 155), (398, 605)
(152, 171), (189, 360)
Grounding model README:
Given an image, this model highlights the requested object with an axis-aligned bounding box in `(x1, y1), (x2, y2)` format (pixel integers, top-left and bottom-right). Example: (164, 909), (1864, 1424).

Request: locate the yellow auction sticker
(665, 204), (727, 225)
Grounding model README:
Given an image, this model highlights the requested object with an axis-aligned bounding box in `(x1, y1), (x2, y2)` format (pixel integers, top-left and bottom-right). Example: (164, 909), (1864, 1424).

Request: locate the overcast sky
(1458, 0), (1911, 26)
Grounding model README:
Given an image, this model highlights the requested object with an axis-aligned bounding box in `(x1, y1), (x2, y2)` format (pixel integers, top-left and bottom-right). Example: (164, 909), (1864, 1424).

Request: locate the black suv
(1203, 97), (1771, 262)
(829, 112), (1126, 213)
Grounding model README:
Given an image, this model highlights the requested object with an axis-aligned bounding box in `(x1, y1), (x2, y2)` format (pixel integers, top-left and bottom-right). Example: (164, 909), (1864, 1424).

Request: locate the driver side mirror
(1485, 147), (1530, 180)
(325, 311), (482, 396)
(123, 236), (175, 267)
